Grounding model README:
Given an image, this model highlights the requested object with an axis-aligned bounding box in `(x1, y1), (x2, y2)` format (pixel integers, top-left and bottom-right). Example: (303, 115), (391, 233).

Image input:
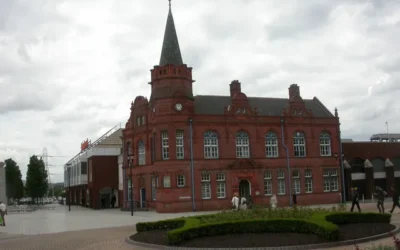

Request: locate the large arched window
(293, 132), (306, 157)
(319, 132), (331, 156)
(204, 131), (219, 159)
(265, 132), (278, 158)
(236, 131), (250, 158)
(138, 141), (145, 165)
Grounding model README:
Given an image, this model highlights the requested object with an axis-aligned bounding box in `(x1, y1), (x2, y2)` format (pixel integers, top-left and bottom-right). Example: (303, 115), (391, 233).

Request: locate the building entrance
(239, 179), (251, 199)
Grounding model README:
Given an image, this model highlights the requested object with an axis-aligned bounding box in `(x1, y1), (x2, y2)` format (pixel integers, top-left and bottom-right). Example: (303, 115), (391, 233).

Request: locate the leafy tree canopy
(5, 158), (24, 200)
(26, 155), (48, 200)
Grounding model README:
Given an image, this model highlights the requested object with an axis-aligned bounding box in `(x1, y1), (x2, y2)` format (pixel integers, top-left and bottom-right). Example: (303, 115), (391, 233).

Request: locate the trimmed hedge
(135, 211), (392, 245)
(136, 218), (186, 232)
(325, 212), (391, 225)
(167, 218), (339, 245)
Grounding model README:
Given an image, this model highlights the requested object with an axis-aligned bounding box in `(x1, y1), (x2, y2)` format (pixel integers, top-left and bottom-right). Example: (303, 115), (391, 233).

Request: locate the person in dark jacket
(389, 185), (400, 214)
(374, 186), (386, 213)
(350, 186), (361, 212)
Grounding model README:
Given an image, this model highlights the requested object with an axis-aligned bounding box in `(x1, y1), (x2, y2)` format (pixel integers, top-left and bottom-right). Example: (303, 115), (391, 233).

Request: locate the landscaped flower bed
(132, 206), (394, 248)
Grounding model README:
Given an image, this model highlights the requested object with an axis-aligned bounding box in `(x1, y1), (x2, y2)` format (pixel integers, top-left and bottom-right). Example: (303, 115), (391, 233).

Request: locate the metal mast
(43, 147), (52, 197)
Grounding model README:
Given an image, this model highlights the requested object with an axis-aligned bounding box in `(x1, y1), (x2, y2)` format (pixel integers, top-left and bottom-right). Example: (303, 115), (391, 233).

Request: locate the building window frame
(277, 169), (286, 195)
(163, 175), (171, 188)
(264, 170), (272, 196)
(265, 132), (278, 158)
(292, 170), (300, 194)
(151, 176), (158, 201)
(161, 131), (169, 160)
(304, 169), (313, 193)
(138, 141), (146, 165)
(204, 131), (219, 159)
(201, 172), (211, 199)
(216, 172), (226, 199)
(236, 131), (250, 158)
(177, 174), (185, 187)
(176, 130), (184, 159)
(319, 132), (332, 156)
(293, 132), (306, 157)
(323, 168), (339, 192)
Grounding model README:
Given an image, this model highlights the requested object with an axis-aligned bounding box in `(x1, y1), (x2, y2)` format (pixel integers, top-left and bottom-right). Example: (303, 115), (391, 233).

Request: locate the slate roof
(194, 95), (334, 118)
(159, 3), (183, 66)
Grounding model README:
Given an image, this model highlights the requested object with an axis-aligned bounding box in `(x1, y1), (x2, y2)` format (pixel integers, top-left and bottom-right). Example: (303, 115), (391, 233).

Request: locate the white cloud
(0, 0), (399, 182)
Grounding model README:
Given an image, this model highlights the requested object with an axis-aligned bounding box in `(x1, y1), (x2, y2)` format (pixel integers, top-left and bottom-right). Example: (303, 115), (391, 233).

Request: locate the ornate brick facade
(122, 3), (342, 213)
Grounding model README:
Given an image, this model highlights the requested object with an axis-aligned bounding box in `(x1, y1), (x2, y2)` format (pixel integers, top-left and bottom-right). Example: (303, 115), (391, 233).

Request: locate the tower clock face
(175, 103), (183, 111)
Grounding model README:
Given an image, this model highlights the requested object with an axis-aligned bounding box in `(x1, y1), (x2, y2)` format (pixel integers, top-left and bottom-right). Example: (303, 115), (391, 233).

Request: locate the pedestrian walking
(374, 186), (387, 213)
(0, 201), (7, 226)
(389, 185), (400, 214)
(350, 186), (361, 212)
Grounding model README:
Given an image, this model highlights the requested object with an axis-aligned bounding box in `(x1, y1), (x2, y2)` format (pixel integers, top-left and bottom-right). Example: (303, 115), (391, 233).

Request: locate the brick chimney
(230, 80), (241, 98)
(289, 84), (300, 100)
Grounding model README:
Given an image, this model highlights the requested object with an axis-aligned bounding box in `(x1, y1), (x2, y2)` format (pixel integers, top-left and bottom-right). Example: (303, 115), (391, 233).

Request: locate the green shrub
(167, 218), (339, 245)
(325, 212), (391, 225)
(136, 218), (186, 232)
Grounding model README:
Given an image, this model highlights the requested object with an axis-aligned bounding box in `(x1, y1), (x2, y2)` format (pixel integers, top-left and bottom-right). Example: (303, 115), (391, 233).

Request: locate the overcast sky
(0, 0), (399, 182)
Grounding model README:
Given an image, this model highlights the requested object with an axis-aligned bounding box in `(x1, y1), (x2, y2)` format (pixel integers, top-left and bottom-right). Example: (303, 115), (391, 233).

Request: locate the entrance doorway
(239, 179), (251, 199)
(140, 188), (146, 208)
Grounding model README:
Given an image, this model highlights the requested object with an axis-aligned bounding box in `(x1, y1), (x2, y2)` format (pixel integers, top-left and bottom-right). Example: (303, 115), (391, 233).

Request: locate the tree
(26, 155), (48, 203)
(5, 158), (24, 202)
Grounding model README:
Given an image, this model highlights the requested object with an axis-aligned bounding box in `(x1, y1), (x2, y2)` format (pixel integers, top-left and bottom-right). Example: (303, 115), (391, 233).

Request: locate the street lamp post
(334, 152), (346, 203)
(66, 163), (71, 212)
(128, 155), (134, 216)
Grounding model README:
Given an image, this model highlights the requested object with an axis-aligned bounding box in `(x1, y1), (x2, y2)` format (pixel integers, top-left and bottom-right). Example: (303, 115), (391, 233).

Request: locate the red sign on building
(81, 139), (90, 151)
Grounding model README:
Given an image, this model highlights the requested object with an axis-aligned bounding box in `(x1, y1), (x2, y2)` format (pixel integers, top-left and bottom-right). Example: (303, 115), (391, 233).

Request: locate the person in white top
(270, 194), (278, 209)
(0, 201), (7, 226)
(231, 193), (239, 211)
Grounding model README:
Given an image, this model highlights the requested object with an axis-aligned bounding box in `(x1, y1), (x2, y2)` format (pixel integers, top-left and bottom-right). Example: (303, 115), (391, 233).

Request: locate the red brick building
(122, 3), (343, 213)
(65, 125), (123, 209)
(342, 137), (400, 201)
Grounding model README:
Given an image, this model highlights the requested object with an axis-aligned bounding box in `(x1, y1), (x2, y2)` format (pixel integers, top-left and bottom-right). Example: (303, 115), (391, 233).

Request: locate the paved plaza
(0, 202), (399, 249)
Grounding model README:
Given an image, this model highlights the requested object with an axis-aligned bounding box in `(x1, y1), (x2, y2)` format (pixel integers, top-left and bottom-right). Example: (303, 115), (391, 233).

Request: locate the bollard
(362, 194), (365, 203)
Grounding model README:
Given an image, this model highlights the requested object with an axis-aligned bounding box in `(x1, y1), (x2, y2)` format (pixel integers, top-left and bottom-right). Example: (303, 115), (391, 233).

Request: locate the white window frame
(177, 174), (185, 187)
(216, 172), (226, 199)
(138, 141), (145, 165)
(201, 173), (211, 199)
(161, 131), (169, 160)
(176, 130), (184, 159)
(277, 169), (285, 195)
(204, 131), (219, 159)
(236, 131), (250, 158)
(163, 175), (171, 188)
(320, 132), (331, 156)
(323, 168), (339, 192)
(304, 169), (313, 193)
(264, 171), (272, 196)
(265, 132), (278, 158)
(151, 176), (158, 201)
(292, 170), (300, 194)
(293, 132), (306, 157)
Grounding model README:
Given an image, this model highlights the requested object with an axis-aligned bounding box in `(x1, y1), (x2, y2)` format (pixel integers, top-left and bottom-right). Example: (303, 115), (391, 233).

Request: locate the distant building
(342, 134), (400, 201)
(370, 133), (400, 143)
(64, 124), (123, 209)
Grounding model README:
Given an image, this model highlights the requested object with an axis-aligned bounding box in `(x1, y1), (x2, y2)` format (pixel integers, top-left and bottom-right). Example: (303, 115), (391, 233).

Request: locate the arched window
(138, 141), (145, 165)
(236, 131), (250, 158)
(319, 132), (331, 156)
(204, 131), (219, 159)
(293, 132), (306, 157)
(265, 132), (278, 158)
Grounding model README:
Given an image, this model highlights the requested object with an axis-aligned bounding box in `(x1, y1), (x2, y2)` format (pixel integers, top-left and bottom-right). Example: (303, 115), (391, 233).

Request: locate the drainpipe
(280, 115), (292, 206)
(189, 118), (196, 211)
(338, 122), (347, 203)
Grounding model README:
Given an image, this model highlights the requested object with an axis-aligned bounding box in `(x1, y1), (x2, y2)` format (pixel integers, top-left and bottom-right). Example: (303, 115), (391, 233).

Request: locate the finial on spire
(169, 0), (171, 8)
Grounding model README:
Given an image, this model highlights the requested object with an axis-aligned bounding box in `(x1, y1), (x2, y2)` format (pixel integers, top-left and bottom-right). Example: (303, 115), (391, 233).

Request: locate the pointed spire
(159, 0), (183, 66)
